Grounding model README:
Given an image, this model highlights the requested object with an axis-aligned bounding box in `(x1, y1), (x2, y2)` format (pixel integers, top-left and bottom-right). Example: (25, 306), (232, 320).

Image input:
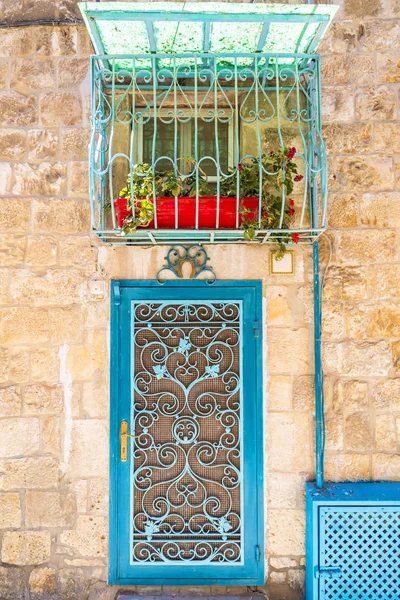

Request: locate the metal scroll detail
(157, 245), (216, 284)
(131, 301), (242, 564)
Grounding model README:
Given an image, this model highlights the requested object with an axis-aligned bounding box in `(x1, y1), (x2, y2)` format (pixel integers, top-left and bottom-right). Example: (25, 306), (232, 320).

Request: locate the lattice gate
(306, 483), (400, 600)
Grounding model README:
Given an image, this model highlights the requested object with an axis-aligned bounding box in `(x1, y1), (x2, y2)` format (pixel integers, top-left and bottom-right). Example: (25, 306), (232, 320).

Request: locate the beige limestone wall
(0, 0), (400, 598)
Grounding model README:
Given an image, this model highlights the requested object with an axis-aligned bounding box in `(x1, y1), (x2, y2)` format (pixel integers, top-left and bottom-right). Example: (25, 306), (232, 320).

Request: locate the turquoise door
(109, 280), (264, 586)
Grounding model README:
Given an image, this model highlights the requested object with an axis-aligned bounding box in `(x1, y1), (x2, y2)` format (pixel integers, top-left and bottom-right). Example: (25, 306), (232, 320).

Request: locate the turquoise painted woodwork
(306, 482), (400, 600)
(110, 280), (264, 585)
(78, 2), (336, 245)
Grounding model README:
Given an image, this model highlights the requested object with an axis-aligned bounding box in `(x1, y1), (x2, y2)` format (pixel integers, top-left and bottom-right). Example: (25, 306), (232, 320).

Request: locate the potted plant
(113, 148), (303, 254)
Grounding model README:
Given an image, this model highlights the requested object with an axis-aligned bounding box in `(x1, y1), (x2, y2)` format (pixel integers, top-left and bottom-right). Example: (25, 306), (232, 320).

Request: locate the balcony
(80, 2), (337, 247)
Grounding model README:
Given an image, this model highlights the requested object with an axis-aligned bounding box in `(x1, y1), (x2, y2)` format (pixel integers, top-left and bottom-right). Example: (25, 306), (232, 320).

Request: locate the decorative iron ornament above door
(131, 301), (242, 564)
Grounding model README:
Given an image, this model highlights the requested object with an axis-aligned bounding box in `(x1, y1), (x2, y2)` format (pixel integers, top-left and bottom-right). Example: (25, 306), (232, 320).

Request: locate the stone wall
(0, 0), (400, 598)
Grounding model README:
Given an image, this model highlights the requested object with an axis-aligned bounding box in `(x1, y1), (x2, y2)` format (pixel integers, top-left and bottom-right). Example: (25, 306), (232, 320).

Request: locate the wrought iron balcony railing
(89, 52), (327, 246)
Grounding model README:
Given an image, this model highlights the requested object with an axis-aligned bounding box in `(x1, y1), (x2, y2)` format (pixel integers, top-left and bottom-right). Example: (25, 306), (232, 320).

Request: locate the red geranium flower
(289, 199), (295, 207)
(237, 163), (243, 171)
(292, 232), (300, 244)
(263, 212), (268, 219)
(288, 207), (295, 216)
(294, 174), (303, 182)
(287, 147), (296, 160)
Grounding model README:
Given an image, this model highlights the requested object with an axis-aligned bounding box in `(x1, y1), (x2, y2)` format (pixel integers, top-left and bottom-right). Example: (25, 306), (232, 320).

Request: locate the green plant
(221, 146), (303, 257)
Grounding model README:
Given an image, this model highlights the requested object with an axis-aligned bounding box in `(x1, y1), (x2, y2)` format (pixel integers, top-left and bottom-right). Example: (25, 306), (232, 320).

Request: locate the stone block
(337, 230), (397, 266)
(292, 375), (314, 410)
(374, 263), (400, 299)
(359, 21), (400, 52)
(267, 375), (292, 411)
(346, 302), (400, 340)
(27, 129), (59, 161)
(373, 454), (400, 480)
(344, 0), (382, 18)
(332, 156), (393, 193)
(267, 412), (312, 472)
(67, 330), (108, 380)
(61, 128), (90, 160)
(266, 286), (292, 325)
(29, 567), (56, 595)
(0, 164), (12, 194)
(270, 572), (286, 584)
(89, 479), (108, 515)
(0, 234), (25, 266)
(24, 384), (63, 415)
(356, 85), (396, 120)
(0, 566), (25, 600)
(8, 347), (29, 383)
(58, 58), (90, 87)
(375, 414), (397, 452)
(0, 90), (37, 126)
(59, 236), (97, 271)
(270, 556), (298, 569)
(322, 87), (354, 122)
(26, 236), (57, 267)
(0, 28), (34, 56)
(10, 269), (86, 306)
(69, 419), (108, 478)
(82, 375), (109, 418)
(0, 386), (21, 416)
(376, 52), (400, 83)
(0, 129), (27, 160)
(333, 380), (369, 411)
(323, 123), (373, 154)
(268, 328), (311, 374)
(26, 491), (76, 528)
(322, 302), (346, 340)
(0, 493), (21, 528)
(35, 26), (77, 56)
(0, 456), (60, 490)
(1, 531), (51, 566)
(10, 59), (56, 92)
(33, 199), (90, 234)
(340, 341), (392, 376)
(0, 418), (40, 457)
(372, 379), (400, 409)
(41, 92), (82, 126)
(344, 412), (372, 451)
(0, 269), (8, 305)
(69, 161), (89, 197)
(392, 340), (400, 372)
(0, 198), (30, 233)
(324, 453), (370, 481)
(321, 55), (373, 86)
(60, 515), (107, 557)
(267, 510), (305, 555)
(42, 416), (61, 457)
(0, 347), (8, 382)
(361, 192), (400, 227)
(49, 306), (83, 343)
(325, 414), (344, 451)
(267, 473), (305, 509)
(30, 348), (60, 382)
(373, 122), (400, 152)
(324, 22), (358, 53)
(13, 162), (67, 196)
(328, 193), (358, 228)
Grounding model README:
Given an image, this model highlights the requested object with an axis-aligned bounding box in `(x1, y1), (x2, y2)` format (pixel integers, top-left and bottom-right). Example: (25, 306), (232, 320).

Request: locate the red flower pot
(114, 196), (259, 229)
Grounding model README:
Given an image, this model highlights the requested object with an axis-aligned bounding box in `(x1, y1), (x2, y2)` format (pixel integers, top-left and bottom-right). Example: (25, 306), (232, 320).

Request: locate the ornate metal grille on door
(131, 301), (242, 564)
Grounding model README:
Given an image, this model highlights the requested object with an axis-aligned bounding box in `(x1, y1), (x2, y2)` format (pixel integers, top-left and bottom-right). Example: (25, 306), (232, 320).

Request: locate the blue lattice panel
(306, 483), (400, 600)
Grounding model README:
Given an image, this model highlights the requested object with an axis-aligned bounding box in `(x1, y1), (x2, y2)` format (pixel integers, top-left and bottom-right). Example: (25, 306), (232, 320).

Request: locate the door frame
(109, 279), (264, 585)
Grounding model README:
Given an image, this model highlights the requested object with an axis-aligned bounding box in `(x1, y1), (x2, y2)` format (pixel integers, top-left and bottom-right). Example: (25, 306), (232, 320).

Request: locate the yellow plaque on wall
(270, 250), (294, 275)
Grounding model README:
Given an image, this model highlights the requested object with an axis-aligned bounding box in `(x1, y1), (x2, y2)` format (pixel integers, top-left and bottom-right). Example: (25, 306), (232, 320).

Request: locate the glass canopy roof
(79, 2), (338, 69)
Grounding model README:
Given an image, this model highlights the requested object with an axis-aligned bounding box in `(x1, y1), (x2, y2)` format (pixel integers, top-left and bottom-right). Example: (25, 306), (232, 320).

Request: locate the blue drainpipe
(313, 241), (324, 489)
